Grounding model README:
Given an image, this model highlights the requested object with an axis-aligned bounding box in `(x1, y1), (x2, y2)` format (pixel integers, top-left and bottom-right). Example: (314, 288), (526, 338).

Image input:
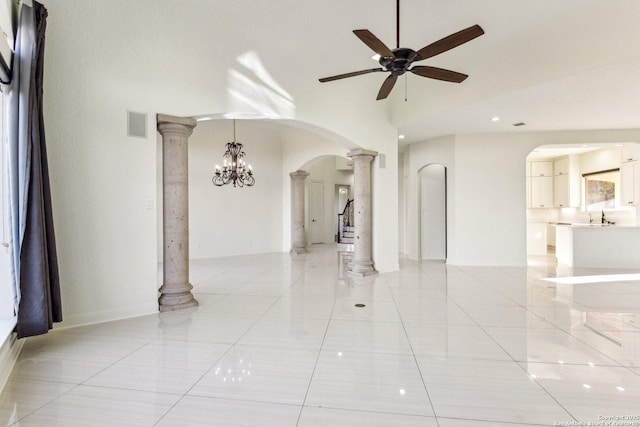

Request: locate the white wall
(580, 146), (623, 173)
(39, 0), (398, 328)
(403, 130), (640, 266)
(188, 120), (284, 258)
(398, 152), (406, 254)
(451, 134), (530, 265)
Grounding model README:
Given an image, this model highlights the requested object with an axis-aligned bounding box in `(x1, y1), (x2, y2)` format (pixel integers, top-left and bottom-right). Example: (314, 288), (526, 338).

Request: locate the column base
(158, 282), (198, 312)
(347, 261), (377, 277)
(159, 299), (198, 312)
(290, 247), (309, 255)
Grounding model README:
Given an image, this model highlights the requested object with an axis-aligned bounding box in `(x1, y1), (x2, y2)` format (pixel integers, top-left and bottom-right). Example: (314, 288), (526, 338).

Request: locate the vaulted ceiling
(50, 0), (640, 147)
(233, 0), (640, 144)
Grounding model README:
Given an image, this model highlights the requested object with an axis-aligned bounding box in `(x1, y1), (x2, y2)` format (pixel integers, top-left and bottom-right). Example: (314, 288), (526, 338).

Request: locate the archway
(525, 142), (640, 266)
(294, 155), (353, 249)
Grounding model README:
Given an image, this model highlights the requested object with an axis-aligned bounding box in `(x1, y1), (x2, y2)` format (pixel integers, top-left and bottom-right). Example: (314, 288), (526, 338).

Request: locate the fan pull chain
(405, 74), (408, 102)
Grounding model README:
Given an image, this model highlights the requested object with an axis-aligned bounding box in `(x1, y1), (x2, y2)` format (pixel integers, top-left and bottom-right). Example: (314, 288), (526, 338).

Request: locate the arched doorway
(525, 142), (640, 266)
(419, 164), (447, 260)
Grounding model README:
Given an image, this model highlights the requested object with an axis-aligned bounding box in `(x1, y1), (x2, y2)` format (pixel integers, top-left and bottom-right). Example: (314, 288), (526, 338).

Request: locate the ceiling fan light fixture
(318, 1), (484, 100)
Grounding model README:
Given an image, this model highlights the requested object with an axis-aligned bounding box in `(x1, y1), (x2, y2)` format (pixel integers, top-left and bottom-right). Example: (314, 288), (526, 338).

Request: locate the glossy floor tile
(305, 351), (435, 416)
(13, 385), (180, 426)
(2, 244), (640, 426)
(188, 344), (318, 405)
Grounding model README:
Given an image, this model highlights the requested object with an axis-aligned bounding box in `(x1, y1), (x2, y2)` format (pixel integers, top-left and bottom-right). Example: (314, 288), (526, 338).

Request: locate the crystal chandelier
(212, 119), (255, 187)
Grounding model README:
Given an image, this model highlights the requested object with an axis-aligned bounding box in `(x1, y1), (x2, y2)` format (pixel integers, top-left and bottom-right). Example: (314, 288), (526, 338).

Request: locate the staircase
(337, 199), (354, 251)
(341, 225), (354, 244)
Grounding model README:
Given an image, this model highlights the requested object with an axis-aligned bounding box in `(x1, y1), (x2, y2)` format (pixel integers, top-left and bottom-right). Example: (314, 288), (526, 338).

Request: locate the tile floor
(2, 245), (640, 426)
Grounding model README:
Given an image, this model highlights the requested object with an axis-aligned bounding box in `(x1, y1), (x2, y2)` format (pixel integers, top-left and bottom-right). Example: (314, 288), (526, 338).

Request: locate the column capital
(347, 149), (378, 160)
(157, 114), (197, 136)
(289, 170), (310, 178)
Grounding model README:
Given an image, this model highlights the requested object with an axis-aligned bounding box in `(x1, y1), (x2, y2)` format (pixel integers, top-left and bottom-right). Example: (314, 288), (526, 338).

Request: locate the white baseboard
(0, 303), (158, 393)
(0, 333), (24, 394)
(374, 262), (400, 273)
(53, 303), (159, 331)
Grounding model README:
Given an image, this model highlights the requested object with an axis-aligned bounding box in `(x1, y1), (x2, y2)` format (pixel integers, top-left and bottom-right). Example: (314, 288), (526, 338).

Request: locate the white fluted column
(290, 170), (310, 255)
(157, 114), (198, 311)
(347, 149), (378, 276)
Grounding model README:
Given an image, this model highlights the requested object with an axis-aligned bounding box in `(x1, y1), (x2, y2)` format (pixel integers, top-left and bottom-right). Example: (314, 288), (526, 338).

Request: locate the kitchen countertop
(555, 224), (640, 268)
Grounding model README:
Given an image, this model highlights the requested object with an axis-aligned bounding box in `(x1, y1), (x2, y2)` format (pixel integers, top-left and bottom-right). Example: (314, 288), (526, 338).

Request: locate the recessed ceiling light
(398, 134), (405, 139)
(491, 116), (500, 122)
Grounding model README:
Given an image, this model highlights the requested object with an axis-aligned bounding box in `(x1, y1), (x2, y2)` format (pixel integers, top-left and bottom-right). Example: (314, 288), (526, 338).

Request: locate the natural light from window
(542, 273), (640, 285)
(0, 87), (16, 342)
(228, 51), (295, 119)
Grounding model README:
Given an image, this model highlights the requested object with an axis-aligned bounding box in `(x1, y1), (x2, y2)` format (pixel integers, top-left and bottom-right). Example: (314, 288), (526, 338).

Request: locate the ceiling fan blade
(353, 29), (395, 58)
(410, 66), (468, 83)
(319, 68), (384, 83)
(377, 75), (397, 100)
(416, 24), (484, 60)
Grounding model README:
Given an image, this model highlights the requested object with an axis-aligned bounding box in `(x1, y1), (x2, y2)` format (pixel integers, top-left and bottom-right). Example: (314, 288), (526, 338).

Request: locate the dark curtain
(16, 2), (62, 339)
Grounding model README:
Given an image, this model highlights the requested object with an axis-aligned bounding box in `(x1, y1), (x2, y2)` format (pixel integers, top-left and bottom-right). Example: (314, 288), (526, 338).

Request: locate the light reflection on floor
(1, 244), (639, 426)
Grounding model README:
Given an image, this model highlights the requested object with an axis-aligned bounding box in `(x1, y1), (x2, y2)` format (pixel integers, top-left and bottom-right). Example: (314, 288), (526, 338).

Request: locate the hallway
(2, 245), (640, 426)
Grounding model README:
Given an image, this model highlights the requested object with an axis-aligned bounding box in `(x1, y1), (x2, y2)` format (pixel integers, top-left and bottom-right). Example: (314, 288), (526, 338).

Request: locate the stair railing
(337, 199), (354, 243)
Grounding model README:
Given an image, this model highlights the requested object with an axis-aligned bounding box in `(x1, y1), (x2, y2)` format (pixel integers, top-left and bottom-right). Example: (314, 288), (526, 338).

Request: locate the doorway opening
(309, 181), (325, 244)
(335, 184), (352, 242)
(525, 142), (640, 266)
(419, 164), (447, 261)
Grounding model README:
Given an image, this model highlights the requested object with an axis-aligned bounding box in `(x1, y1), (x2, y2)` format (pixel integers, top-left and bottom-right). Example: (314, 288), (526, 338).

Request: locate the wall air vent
(127, 111), (148, 138)
(512, 122), (526, 127)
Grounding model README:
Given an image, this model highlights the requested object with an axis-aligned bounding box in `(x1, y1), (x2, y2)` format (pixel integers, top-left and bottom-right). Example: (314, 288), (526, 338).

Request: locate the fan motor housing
(380, 48), (419, 75)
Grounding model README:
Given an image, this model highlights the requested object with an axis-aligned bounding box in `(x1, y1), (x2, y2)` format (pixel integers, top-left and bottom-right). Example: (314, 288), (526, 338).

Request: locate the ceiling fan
(318, 0), (485, 100)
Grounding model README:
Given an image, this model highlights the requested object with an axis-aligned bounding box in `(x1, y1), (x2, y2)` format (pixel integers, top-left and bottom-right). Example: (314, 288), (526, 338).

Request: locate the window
(0, 85), (15, 341)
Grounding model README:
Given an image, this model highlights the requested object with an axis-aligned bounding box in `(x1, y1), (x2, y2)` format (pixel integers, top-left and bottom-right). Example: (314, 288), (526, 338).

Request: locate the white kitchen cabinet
(530, 161), (553, 177)
(553, 155), (580, 208)
(621, 161), (640, 206)
(526, 222), (547, 255)
(547, 224), (556, 247)
(530, 176), (553, 208)
(554, 157), (569, 176)
(554, 173), (570, 207)
(621, 145), (640, 163)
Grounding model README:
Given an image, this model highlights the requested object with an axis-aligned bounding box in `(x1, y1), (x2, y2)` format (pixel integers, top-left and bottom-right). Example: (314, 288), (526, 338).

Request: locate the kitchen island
(555, 224), (640, 268)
